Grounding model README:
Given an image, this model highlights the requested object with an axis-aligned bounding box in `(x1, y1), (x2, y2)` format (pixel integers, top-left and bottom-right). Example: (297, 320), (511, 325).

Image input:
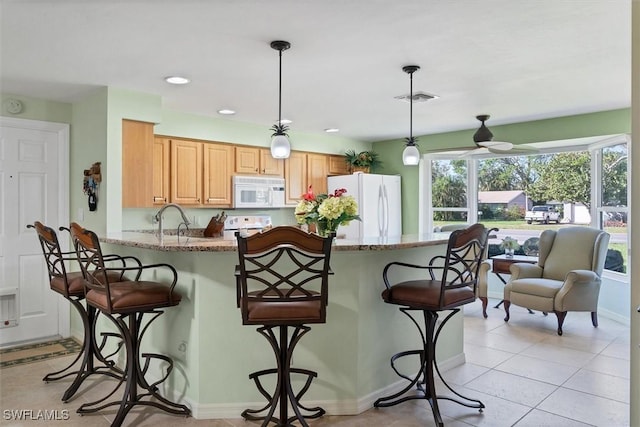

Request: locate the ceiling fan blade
(458, 147), (489, 158)
(478, 140), (513, 150)
(426, 145), (478, 154)
(488, 144), (538, 154)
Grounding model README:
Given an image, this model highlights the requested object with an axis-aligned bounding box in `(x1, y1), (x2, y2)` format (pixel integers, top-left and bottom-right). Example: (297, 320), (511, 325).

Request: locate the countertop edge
(99, 232), (450, 252)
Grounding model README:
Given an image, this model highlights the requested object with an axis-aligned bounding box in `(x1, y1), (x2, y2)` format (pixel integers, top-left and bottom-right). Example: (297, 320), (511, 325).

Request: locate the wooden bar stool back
(374, 223), (492, 427)
(70, 222), (190, 427)
(235, 226), (334, 427)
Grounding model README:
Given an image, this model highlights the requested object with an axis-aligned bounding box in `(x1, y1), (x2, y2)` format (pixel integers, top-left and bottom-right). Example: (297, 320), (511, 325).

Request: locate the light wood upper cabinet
(203, 143), (233, 206)
(153, 137), (170, 205)
(170, 139), (203, 205)
(328, 155), (350, 176)
(307, 153), (329, 196)
(122, 119), (154, 208)
(235, 146), (284, 176)
(260, 149), (284, 175)
(235, 146), (260, 174)
(284, 151), (308, 204)
(284, 152), (329, 204)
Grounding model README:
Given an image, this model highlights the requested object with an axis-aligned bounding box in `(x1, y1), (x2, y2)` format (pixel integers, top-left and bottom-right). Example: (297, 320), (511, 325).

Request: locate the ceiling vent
(394, 91), (439, 103)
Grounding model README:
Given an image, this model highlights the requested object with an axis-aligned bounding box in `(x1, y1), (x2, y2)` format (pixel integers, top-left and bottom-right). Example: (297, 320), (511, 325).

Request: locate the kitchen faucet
(154, 203), (191, 236)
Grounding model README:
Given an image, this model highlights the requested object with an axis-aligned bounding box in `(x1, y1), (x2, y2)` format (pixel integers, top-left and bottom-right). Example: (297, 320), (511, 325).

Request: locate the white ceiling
(0, 0), (631, 142)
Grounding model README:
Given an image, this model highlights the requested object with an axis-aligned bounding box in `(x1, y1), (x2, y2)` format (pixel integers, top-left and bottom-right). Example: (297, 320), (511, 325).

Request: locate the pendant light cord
(278, 48), (283, 127)
(409, 70), (413, 142)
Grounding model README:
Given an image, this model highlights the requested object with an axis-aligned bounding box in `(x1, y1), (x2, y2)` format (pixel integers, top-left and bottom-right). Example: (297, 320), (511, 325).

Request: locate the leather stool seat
(50, 272), (85, 296)
(86, 281), (181, 313)
(382, 280), (476, 310)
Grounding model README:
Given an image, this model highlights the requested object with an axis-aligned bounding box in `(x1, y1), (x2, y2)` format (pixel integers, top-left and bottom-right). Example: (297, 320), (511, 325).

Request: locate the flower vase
(315, 220), (337, 238)
(505, 248), (515, 258)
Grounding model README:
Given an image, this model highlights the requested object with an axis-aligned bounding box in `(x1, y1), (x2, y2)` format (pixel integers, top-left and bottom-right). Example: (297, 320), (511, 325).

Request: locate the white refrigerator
(327, 173), (401, 240)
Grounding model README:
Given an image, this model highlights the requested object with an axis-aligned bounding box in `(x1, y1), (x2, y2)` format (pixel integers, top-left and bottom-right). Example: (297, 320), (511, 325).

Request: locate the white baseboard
(187, 351), (466, 419)
(487, 292), (630, 326)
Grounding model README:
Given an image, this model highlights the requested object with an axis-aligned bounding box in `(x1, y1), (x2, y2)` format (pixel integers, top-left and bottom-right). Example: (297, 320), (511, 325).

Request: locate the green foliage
(529, 151), (591, 208)
(602, 145), (628, 206)
(344, 150), (382, 168)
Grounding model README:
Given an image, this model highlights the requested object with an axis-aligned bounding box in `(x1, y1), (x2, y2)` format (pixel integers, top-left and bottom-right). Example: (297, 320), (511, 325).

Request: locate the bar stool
(374, 223), (492, 427)
(235, 226), (334, 427)
(28, 221), (124, 401)
(70, 222), (190, 427)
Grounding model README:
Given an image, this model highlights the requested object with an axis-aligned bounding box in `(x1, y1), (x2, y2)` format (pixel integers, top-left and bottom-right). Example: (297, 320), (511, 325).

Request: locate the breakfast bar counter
(97, 231), (467, 419)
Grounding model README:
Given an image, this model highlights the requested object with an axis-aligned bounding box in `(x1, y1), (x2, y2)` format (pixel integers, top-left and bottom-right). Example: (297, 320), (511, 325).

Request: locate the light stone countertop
(100, 230), (451, 252)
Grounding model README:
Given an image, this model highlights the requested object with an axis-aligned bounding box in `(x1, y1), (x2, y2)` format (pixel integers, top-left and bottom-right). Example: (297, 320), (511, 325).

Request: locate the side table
(490, 254), (538, 313)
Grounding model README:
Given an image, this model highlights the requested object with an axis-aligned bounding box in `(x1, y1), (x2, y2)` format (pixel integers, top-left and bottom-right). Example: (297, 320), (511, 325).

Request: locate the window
(593, 141), (629, 274)
(424, 134), (630, 274)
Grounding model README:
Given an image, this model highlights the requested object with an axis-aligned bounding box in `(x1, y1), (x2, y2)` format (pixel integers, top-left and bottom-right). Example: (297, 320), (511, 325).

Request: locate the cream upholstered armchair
(503, 227), (610, 335)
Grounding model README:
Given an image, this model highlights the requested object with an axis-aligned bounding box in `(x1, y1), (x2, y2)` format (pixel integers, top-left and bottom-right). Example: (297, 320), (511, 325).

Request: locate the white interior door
(0, 117), (69, 346)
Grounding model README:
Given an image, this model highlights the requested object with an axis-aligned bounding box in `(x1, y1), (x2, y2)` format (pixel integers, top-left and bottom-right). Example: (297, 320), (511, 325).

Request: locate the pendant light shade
(402, 144), (420, 165)
(402, 65), (420, 166)
(270, 40), (291, 159)
(271, 134), (290, 158)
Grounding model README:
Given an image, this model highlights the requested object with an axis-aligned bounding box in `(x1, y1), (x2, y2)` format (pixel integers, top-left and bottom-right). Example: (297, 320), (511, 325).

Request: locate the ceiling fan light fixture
(270, 40), (292, 159)
(402, 65), (421, 166)
(473, 114), (494, 144)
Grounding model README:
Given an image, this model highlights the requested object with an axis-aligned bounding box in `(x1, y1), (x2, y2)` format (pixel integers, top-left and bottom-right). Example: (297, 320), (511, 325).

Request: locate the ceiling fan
(468, 114), (537, 155)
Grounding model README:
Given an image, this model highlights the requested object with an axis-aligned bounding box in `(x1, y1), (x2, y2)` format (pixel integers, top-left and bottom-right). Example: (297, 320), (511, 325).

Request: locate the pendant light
(402, 65), (420, 166)
(270, 40), (291, 159)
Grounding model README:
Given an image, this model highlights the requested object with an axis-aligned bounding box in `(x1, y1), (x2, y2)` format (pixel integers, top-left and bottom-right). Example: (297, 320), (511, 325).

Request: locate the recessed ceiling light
(324, 128), (340, 133)
(165, 76), (190, 85)
(218, 109), (236, 115)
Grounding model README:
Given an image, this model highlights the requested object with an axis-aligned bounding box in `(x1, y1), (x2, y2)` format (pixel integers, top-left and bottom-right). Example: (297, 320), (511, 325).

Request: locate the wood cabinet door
(235, 146), (260, 174)
(152, 137), (170, 205)
(122, 119), (154, 207)
(328, 155), (350, 176)
(171, 139), (202, 205)
(284, 151), (307, 204)
(260, 149), (284, 176)
(307, 153), (329, 196)
(203, 143), (233, 206)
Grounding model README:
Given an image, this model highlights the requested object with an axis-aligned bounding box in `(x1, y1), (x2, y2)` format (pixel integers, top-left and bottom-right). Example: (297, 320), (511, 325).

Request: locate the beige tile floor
(0, 299), (631, 427)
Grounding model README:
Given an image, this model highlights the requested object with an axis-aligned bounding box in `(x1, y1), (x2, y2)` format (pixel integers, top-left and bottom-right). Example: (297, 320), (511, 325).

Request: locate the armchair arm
(509, 263), (543, 280)
(554, 269), (602, 312)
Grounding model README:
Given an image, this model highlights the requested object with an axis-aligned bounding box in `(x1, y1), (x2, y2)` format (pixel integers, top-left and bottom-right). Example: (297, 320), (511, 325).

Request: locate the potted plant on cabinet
(344, 150), (382, 173)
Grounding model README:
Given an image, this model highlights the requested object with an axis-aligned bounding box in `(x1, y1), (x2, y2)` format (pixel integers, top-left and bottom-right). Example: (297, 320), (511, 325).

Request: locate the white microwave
(233, 176), (286, 209)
